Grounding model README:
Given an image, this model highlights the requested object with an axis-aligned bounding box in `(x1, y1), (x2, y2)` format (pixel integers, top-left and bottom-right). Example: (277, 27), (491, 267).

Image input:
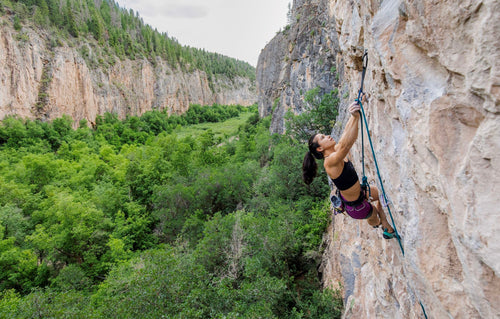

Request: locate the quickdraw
(356, 50), (371, 198)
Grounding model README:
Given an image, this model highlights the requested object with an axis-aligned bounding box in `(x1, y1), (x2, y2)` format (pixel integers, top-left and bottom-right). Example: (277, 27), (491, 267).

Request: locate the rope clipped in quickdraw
(355, 50), (429, 319)
(356, 50), (370, 198)
(355, 49), (403, 252)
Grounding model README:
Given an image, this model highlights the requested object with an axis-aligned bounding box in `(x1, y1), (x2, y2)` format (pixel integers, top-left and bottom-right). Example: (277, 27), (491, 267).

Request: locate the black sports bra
(331, 160), (359, 190)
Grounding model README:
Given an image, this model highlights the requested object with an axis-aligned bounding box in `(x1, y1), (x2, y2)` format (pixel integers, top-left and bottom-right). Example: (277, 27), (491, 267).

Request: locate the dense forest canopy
(0, 97), (343, 317)
(0, 0), (255, 80)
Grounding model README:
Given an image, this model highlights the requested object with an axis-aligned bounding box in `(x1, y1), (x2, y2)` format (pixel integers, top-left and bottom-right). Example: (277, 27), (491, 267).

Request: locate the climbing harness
(354, 50), (429, 319)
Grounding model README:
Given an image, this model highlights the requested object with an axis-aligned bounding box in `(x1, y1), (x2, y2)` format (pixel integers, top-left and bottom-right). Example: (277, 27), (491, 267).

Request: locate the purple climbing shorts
(339, 190), (373, 220)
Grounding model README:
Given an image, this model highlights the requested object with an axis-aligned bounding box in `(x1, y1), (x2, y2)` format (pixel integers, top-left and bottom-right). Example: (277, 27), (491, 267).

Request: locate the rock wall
(256, 0), (341, 134)
(257, 0), (500, 318)
(0, 17), (256, 125)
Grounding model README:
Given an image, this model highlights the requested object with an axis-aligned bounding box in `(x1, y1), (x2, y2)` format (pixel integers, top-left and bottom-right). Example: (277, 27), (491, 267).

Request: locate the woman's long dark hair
(302, 134), (324, 185)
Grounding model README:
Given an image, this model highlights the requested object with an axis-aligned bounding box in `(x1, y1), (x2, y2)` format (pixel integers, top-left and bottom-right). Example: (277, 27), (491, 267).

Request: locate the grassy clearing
(173, 111), (254, 139)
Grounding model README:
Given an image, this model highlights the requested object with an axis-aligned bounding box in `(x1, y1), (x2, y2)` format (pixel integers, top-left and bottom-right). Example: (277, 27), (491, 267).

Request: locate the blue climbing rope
(355, 50), (403, 253)
(357, 98), (404, 254)
(355, 50), (428, 319)
(357, 51), (370, 197)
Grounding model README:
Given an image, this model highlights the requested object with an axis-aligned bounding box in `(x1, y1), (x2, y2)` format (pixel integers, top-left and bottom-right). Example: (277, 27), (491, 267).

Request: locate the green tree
(33, 0), (49, 26)
(47, 0), (63, 27)
(0, 234), (38, 293)
(88, 8), (104, 42)
(27, 191), (113, 281)
(0, 116), (27, 147)
(65, 0), (78, 37)
(285, 87), (339, 141)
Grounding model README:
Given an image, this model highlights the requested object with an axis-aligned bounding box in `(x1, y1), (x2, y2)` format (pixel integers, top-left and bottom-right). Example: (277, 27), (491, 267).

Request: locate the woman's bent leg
(367, 186), (394, 233)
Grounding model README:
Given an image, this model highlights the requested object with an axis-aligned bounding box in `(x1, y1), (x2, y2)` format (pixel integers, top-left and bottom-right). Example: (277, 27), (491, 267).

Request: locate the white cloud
(121, 0), (209, 18)
(116, 0), (291, 66)
(163, 5), (208, 19)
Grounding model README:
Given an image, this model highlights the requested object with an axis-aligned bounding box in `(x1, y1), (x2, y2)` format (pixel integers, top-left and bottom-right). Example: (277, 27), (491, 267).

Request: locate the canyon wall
(0, 17), (256, 125)
(257, 0), (500, 318)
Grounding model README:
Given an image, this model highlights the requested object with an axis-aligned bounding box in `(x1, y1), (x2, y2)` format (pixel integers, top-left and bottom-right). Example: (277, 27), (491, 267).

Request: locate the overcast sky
(115, 0), (291, 66)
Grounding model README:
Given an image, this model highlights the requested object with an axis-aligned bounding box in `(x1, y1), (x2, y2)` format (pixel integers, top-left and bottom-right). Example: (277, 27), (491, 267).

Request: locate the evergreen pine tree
(65, 0), (78, 37)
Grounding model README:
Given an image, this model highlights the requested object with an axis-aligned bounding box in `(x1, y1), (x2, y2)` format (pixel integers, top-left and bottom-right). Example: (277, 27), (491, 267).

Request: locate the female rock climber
(302, 99), (396, 239)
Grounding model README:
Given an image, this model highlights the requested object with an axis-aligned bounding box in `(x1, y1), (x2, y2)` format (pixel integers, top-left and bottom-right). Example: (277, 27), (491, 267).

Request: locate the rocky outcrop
(0, 17), (256, 125)
(256, 0), (341, 134)
(257, 0), (500, 318)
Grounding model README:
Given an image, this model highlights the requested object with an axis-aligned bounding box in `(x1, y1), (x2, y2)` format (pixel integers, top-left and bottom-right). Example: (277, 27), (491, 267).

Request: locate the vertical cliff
(256, 0), (500, 318)
(0, 17), (256, 124)
(256, 0), (341, 134)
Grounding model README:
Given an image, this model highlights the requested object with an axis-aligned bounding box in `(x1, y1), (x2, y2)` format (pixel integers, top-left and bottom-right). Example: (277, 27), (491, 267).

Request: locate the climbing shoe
(382, 228), (399, 240)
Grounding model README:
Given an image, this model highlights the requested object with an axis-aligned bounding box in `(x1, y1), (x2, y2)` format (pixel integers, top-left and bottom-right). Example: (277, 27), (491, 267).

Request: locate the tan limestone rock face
(47, 48), (99, 122)
(0, 18), (257, 125)
(0, 26), (43, 119)
(329, 0), (500, 317)
(258, 0), (499, 318)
